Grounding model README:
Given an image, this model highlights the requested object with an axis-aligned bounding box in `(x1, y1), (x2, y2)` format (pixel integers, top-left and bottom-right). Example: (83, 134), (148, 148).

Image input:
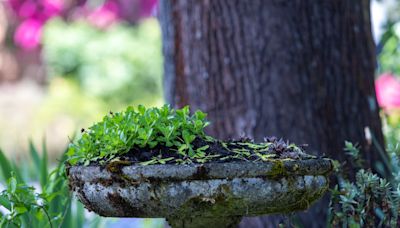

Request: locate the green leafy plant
(67, 105), (310, 166)
(0, 142), (101, 228)
(67, 105), (210, 165)
(328, 141), (400, 227)
(1, 173), (53, 227)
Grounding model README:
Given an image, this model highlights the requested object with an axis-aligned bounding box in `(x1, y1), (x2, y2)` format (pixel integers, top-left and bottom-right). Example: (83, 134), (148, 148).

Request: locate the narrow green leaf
(196, 145), (209, 152)
(0, 149), (13, 181)
(75, 201), (85, 228)
(11, 161), (24, 183)
(29, 140), (41, 172)
(40, 139), (49, 188)
(59, 198), (78, 228)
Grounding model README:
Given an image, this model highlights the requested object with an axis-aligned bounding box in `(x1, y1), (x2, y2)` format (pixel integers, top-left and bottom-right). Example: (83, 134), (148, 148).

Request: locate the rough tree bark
(159, 0), (386, 227)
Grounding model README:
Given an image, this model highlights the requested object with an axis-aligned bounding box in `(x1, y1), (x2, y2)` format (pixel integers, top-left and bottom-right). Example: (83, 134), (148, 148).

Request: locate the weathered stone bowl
(67, 158), (333, 227)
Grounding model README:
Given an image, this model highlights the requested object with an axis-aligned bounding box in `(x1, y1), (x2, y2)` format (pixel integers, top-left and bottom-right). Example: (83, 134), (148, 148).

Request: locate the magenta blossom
(375, 73), (400, 111)
(17, 0), (37, 18)
(87, 1), (119, 28)
(8, 0), (64, 50)
(8, 0), (64, 20)
(14, 19), (43, 50)
(8, 0), (157, 50)
(42, 0), (64, 18)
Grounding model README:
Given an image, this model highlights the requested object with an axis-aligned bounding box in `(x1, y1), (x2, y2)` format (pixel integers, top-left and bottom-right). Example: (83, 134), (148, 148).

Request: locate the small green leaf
(138, 105), (146, 114)
(196, 145), (209, 152)
(15, 206), (28, 215)
(0, 195), (11, 210)
(9, 176), (17, 193)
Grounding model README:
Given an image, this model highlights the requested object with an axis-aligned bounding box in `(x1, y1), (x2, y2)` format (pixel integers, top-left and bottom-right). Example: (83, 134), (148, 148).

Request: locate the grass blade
(0, 149), (13, 181)
(76, 202), (85, 228)
(40, 139), (49, 188)
(61, 198), (72, 228)
(29, 140), (41, 171)
(10, 161), (24, 183)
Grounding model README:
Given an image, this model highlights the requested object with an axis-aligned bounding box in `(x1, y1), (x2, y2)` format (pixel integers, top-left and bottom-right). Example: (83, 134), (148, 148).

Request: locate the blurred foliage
(31, 77), (106, 145)
(29, 77), (163, 159)
(0, 141), (165, 227)
(377, 0), (400, 77)
(329, 137), (400, 227)
(35, 77), (105, 123)
(378, 23), (400, 76)
(42, 18), (163, 106)
(329, 169), (400, 227)
(0, 141), (101, 228)
(384, 114), (400, 150)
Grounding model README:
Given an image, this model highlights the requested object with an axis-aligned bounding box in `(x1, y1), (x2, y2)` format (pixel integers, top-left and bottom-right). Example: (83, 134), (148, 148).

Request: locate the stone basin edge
(67, 158), (333, 183)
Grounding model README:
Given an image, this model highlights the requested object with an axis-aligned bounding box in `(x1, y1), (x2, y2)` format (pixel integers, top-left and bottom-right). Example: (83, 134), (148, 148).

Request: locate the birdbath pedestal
(67, 158), (332, 228)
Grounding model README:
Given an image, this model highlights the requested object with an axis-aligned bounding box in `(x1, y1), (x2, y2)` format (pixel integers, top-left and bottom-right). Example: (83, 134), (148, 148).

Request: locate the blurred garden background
(0, 0), (164, 227)
(0, 0), (400, 227)
(0, 0), (162, 159)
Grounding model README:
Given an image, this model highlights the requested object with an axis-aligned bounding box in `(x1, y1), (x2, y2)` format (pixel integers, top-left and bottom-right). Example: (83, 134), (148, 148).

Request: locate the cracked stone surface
(67, 159), (332, 227)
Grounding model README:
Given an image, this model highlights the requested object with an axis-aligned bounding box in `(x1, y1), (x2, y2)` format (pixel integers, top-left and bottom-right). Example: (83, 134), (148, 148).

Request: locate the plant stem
(40, 206), (53, 228)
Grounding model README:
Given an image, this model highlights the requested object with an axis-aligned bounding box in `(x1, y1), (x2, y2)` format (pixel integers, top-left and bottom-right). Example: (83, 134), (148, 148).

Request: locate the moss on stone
(266, 160), (287, 178)
(105, 159), (132, 174)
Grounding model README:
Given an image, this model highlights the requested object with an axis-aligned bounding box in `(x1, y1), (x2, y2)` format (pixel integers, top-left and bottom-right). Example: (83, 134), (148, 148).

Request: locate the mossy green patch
(266, 160), (287, 178)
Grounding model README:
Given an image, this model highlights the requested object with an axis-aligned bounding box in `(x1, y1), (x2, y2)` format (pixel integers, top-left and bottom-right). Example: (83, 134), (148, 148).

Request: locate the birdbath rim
(67, 157), (333, 228)
(67, 158), (333, 182)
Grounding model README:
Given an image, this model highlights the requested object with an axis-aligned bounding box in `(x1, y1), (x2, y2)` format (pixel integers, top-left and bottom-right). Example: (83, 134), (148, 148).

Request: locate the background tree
(159, 0), (387, 226)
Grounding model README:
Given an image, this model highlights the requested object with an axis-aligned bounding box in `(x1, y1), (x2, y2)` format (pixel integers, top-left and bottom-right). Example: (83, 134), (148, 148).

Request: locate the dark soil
(107, 136), (317, 165)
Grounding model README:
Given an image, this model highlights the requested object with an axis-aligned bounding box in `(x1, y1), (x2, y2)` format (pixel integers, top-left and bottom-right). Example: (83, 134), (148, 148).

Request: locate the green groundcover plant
(66, 105), (307, 166)
(67, 105), (210, 165)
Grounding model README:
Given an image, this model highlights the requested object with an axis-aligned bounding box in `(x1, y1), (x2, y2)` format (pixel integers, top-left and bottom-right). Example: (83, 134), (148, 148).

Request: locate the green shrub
(328, 142), (400, 227)
(42, 18), (163, 105)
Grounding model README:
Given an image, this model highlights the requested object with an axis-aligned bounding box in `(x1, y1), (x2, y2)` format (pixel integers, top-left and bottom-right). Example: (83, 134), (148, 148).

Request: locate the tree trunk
(159, 0), (386, 227)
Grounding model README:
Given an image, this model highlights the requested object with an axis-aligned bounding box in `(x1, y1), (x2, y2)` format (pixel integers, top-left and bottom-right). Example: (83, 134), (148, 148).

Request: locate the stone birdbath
(66, 105), (333, 228)
(67, 158), (332, 227)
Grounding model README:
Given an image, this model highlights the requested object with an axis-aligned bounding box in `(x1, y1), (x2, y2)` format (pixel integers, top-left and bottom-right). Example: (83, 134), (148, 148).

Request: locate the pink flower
(17, 0), (37, 18)
(87, 1), (119, 28)
(42, 0), (64, 18)
(8, 0), (63, 20)
(14, 19), (43, 50)
(375, 73), (400, 110)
